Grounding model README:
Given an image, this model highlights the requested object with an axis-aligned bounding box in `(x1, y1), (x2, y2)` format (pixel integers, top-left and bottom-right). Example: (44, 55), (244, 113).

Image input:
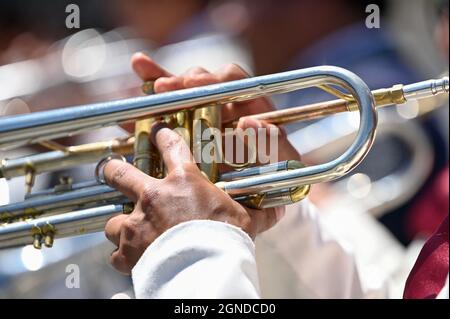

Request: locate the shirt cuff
(131, 219), (260, 298)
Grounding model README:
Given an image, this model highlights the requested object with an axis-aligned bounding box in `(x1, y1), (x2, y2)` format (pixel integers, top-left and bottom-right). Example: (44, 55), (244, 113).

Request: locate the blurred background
(0, 0), (448, 298)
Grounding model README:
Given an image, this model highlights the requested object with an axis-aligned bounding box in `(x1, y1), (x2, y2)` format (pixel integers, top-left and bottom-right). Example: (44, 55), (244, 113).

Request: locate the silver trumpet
(0, 66), (448, 249)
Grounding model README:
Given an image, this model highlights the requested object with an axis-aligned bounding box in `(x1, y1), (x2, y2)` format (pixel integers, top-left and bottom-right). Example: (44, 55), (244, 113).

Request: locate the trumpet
(0, 66), (448, 249)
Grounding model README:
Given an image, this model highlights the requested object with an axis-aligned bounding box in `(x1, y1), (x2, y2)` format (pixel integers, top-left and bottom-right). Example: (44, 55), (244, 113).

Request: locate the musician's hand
(131, 52), (302, 219)
(131, 52), (300, 163)
(103, 124), (278, 274)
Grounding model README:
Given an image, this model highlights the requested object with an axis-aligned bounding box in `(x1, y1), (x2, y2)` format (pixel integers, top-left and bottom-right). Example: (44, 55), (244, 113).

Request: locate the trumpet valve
(54, 176), (73, 193)
(32, 235), (42, 250)
(42, 224), (56, 248)
(25, 167), (36, 195)
(31, 226), (42, 250)
(43, 233), (54, 248)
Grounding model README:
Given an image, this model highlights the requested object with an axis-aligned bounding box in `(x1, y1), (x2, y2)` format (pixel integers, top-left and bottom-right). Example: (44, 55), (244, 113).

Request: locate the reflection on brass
(123, 203), (134, 214)
(289, 185), (311, 203)
(25, 166), (36, 195)
(31, 226), (42, 250)
(142, 81), (155, 95)
(228, 83), (412, 126)
(238, 185), (311, 209)
(38, 140), (67, 151)
(54, 176), (73, 193)
(134, 119), (153, 174)
(193, 104), (221, 183)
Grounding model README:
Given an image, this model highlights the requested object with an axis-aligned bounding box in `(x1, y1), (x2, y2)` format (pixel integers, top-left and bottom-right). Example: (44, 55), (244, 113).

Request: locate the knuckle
(110, 251), (131, 274)
(156, 76), (171, 84)
(104, 221), (116, 241)
(183, 163), (201, 175)
(171, 167), (189, 181)
(110, 253), (119, 268)
(110, 251), (123, 269)
(154, 76), (174, 92)
(120, 218), (135, 235)
(221, 63), (247, 80)
(183, 72), (212, 88)
(157, 76), (184, 93)
(140, 185), (159, 209)
(109, 165), (129, 187)
(187, 66), (207, 75)
(163, 132), (182, 151)
(170, 164), (198, 182)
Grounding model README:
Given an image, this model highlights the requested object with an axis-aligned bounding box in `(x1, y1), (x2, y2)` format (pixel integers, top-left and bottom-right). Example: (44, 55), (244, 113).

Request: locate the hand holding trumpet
(0, 52), (446, 251)
(104, 53), (302, 274)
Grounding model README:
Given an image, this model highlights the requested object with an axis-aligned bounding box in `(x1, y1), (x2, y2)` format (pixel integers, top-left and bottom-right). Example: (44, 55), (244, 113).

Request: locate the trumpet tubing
(0, 66), (376, 149)
(0, 66), (448, 250)
(240, 77), (449, 125)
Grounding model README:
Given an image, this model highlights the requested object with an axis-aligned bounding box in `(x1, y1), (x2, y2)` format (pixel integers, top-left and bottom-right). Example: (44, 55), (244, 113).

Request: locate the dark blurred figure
(240, 0), (415, 91)
(113, 0), (255, 80)
(0, 0), (117, 63)
(116, 0), (212, 45)
(0, 0), (116, 41)
(232, 0), (447, 246)
(435, 0), (449, 57)
(406, 0), (449, 241)
(0, 1), (131, 298)
(0, 0), (123, 108)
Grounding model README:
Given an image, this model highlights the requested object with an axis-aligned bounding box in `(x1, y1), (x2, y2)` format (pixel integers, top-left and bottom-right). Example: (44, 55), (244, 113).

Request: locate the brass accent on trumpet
(0, 66), (448, 249)
(2, 77), (446, 184)
(0, 80), (441, 182)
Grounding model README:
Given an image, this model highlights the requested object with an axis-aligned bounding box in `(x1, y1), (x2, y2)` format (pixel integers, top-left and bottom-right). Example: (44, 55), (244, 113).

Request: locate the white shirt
(131, 201), (449, 299)
(132, 220), (260, 299)
(131, 200), (368, 299)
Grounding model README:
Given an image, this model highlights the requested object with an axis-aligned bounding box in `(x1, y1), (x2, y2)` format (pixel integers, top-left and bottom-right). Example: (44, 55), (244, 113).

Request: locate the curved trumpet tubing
(0, 66), (376, 149)
(0, 67), (447, 250)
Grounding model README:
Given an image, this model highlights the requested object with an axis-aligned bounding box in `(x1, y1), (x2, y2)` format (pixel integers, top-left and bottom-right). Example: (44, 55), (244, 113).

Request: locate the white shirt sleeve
(131, 220), (261, 299)
(130, 201), (373, 299)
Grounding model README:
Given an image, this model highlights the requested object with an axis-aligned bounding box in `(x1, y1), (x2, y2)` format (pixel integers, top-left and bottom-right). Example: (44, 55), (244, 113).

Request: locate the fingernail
(95, 155), (127, 185)
(132, 51), (142, 59)
(134, 51), (149, 59)
(243, 117), (262, 129)
(150, 121), (170, 143)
